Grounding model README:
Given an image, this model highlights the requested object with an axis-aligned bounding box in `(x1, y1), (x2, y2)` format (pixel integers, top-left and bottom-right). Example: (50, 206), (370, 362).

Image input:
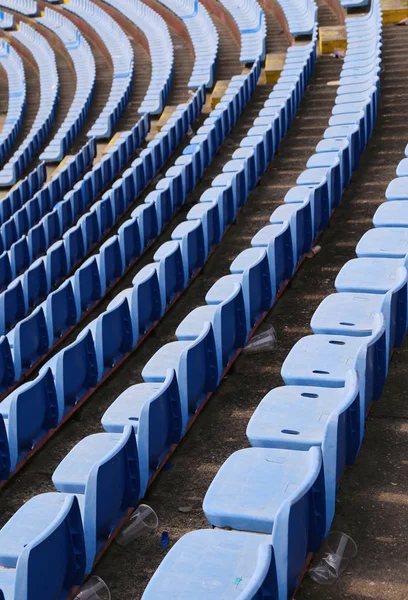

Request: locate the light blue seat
(246, 371), (361, 533)
(357, 228), (408, 259)
(269, 202), (312, 267)
(151, 241), (184, 309)
(45, 279), (78, 343)
(0, 280), (25, 335)
(142, 321), (218, 434)
(281, 314), (387, 438)
(81, 295), (133, 380)
(101, 370), (182, 495)
(284, 185), (327, 239)
(176, 281), (246, 380)
(315, 138), (351, 187)
(186, 201), (220, 257)
(40, 328), (98, 421)
(0, 494), (86, 599)
(373, 201), (408, 227)
(72, 256), (102, 316)
(229, 247), (272, 329)
(171, 220), (205, 283)
(251, 222), (293, 300)
(52, 426), (139, 573)
(141, 528), (278, 600)
(0, 367), (57, 473)
(385, 177), (408, 201)
(231, 147), (258, 193)
(145, 188), (173, 231)
(203, 446), (324, 599)
(111, 264), (162, 341)
(0, 252), (11, 292)
(97, 236), (123, 295)
(323, 125), (360, 173)
(201, 186), (234, 233)
(20, 257), (47, 311)
(118, 216), (142, 268)
(132, 204), (158, 250)
(10, 305), (49, 379)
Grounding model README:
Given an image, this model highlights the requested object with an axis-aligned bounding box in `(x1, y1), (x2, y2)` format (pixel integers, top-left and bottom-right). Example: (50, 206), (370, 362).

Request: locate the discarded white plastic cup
(75, 576), (111, 600)
(116, 504), (158, 547)
(243, 325), (278, 354)
(309, 532), (358, 585)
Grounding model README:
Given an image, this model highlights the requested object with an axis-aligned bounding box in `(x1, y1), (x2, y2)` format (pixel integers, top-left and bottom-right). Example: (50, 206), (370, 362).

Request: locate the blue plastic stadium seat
(270, 201), (313, 267)
(73, 256), (102, 315)
(225, 247), (272, 330)
(142, 321), (218, 433)
(251, 222), (294, 299)
(385, 177), (408, 201)
(40, 328), (98, 420)
(21, 257), (48, 310)
(45, 280), (78, 343)
(10, 306), (49, 379)
(0, 367), (58, 472)
(200, 187), (234, 234)
(0, 280), (25, 334)
(246, 371), (360, 533)
(151, 241), (184, 309)
(0, 251), (11, 292)
(186, 201), (220, 258)
(202, 447), (325, 598)
(171, 220), (205, 283)
(52, 426), (139, 573)
(46, 240), (68, 289)
(373, 201), (408, 228)
(111, 265), (162, 343)
(0, 494), (86, 599)
(97, 236), (123, 295)
(102, 370), (182, 495)
(132, 204), (158, 250)
(282, 314), (386, 439)
(28, 221), (46, 262)
(176, 281), (246, 379)
(83, 296), (133, 380)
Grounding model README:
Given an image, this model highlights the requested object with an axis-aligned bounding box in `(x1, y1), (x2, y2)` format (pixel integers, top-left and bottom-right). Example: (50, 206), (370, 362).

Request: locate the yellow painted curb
(319, 25), (347, 55)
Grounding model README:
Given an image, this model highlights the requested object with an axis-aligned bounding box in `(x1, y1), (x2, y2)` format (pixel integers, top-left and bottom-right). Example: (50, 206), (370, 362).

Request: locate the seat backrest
(14, 495), (86, 600)
(57, 329), (98, 414)
(7, 367), (58, 471)
(180, 321), (218, 415)
(84, 426), (139, 554)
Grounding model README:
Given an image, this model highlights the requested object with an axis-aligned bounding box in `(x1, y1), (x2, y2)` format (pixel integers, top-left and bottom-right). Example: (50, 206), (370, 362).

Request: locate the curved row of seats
(279, 0), (317, 36)
(0, 118), (148, 332)
(0, 91), (207, 429)
(64, 0), (133, 139)
(156, 0), (218, 89)
(0, 22), (58, 186)
(0, 10), (14, 28)
(0, 162), (46, 227)
(0, 91), (204, 341)
(140, 3), (385, 599)
(0, 0), (36, 16)
(0, 40), (26, 164)
(0, 139), (96, 289)
(219, 0), (266, 63)
(101, 0), (174, 115)
(37, 7), (96, 162)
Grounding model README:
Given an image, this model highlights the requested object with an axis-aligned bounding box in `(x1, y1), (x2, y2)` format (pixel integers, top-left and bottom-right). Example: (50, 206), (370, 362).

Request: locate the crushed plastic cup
(74, 576), (111, 600)
(309, 532), (358, 585)
(116, 504), (158, 547)
(242, 325), (277, 355)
